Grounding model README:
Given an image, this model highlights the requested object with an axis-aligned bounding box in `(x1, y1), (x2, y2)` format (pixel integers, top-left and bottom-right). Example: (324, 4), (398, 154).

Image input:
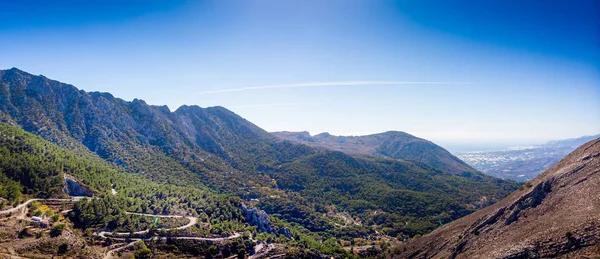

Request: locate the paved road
(104, 241), (137, 259)
(102, 233), (242, 259)
(98, 212), (197, 237)
(97, 212), (241, 259)
(0, 197), (85, 215)
(1, 197), (241, 259)
(249, 243), (275, 259)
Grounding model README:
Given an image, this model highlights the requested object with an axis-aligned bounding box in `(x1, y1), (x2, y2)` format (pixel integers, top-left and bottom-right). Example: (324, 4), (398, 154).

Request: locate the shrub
(134, 247), (152, 259)
(58, 243), (69, 255)
(19, 227), (31, 238)
(50, 224), (66, 237)
(134, 241), (152, 259)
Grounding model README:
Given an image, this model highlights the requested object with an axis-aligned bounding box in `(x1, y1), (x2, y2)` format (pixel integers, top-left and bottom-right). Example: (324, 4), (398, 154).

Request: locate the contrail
(196, 81), (475, 95)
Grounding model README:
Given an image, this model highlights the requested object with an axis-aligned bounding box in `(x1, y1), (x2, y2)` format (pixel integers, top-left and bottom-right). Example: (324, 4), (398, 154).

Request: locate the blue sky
(1, 0), (599, 151)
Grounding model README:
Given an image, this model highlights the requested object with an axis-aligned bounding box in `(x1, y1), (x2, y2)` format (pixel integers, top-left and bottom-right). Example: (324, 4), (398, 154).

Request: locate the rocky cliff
(63, 176), (94, 197)
(242, 204), (292, 238)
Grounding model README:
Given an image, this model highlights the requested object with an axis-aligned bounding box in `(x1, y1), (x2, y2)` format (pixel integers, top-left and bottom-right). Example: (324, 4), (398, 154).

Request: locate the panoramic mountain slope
(0, 122), (243, 218)
(457, 134), (600, 182)
(390, 137), (600, 258)
(273, 131), (475, 174)
(0, 122), (262, 258)
(0, 68), (519, 240)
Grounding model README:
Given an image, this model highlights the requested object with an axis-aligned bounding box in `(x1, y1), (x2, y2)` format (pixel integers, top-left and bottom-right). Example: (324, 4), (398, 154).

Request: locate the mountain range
(456, 134), (600, 182)
(0, 68), (520, 257)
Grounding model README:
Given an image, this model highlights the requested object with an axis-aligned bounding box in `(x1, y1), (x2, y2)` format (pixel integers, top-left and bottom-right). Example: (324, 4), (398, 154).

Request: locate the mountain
(0, 68), (519, 254)
(390, 137), (600, 258)
(456, 134), (600, 182)
(272, 131), (475, 174)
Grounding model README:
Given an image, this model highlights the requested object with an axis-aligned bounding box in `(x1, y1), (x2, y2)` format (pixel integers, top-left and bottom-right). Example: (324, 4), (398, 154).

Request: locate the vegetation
(0, 68), (522, 257)
(50, 223), (66, 237)
(134, 241), (152, 259)
(0, 122), (353, 256)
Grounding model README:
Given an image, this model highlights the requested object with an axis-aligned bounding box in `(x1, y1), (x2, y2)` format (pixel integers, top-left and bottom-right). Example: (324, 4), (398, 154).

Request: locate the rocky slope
(390, 137), (600, 258)
(272, 131), (475, 175)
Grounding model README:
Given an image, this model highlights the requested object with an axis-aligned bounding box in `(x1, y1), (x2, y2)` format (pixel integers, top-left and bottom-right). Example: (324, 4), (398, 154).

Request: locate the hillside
(390, 137), (600, 258)
(272, 131), (475, 174)
(0, 68), (518, 248)
(456, 134), (600, 182)
(0, 122), (253, 258)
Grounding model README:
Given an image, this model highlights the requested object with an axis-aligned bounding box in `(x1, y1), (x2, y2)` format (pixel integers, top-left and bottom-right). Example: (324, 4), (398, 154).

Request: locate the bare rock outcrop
(63, 175), (93, 197)
(241, 204), (292, 238)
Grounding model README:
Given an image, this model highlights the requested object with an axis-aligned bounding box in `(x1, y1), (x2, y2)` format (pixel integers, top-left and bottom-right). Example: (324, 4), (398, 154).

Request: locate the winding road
(0, 197), (85, 215)
(102, 233), (242, 259)
(97, 212), (198, 237)
(93, 212), (240, 258)
(0, 197), (242, 259)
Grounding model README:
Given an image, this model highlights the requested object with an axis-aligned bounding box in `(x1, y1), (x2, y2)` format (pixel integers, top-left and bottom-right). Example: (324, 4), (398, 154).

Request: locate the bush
(208, 245), (218, 255)
(134, 241), (152, 259)
(58, 243), (69, 255)
(19, 227), (31, 238)
(50, 223), (66, 237)
(134, 247), (152, 258)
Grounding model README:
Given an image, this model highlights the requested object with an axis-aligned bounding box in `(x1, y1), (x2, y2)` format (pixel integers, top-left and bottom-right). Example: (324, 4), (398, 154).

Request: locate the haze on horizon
(1, 0), (599, 150)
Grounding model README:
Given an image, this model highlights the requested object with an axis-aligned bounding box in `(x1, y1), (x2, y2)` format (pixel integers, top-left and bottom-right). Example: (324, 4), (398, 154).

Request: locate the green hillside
(0, 68), (519, 247)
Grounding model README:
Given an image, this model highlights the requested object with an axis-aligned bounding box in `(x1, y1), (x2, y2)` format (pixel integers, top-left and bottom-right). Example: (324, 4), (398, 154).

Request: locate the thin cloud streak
(196, 81), (475, 95)
(228, 102), (313, 109)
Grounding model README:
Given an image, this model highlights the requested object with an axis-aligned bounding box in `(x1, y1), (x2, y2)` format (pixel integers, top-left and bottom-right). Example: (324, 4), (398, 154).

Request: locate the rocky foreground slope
(391, 138), (600, 258)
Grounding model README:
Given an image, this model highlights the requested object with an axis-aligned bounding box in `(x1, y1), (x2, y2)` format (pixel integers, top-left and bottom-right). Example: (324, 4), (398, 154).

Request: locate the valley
(0, 68), (596, 258)
(2, 1), (597, 257)
(0, 68), (520, 258)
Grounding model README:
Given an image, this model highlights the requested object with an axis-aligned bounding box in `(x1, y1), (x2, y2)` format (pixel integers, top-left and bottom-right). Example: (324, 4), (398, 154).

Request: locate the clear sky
(1, 0), (599, 151)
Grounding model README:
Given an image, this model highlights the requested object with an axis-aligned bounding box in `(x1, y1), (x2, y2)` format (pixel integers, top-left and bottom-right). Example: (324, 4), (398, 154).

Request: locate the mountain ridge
(272, 130), (476, 175)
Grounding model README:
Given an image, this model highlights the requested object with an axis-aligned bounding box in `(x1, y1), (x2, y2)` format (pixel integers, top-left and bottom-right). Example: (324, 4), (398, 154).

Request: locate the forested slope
(0, 68), (519, 241)
(273, 130), (474, 174)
